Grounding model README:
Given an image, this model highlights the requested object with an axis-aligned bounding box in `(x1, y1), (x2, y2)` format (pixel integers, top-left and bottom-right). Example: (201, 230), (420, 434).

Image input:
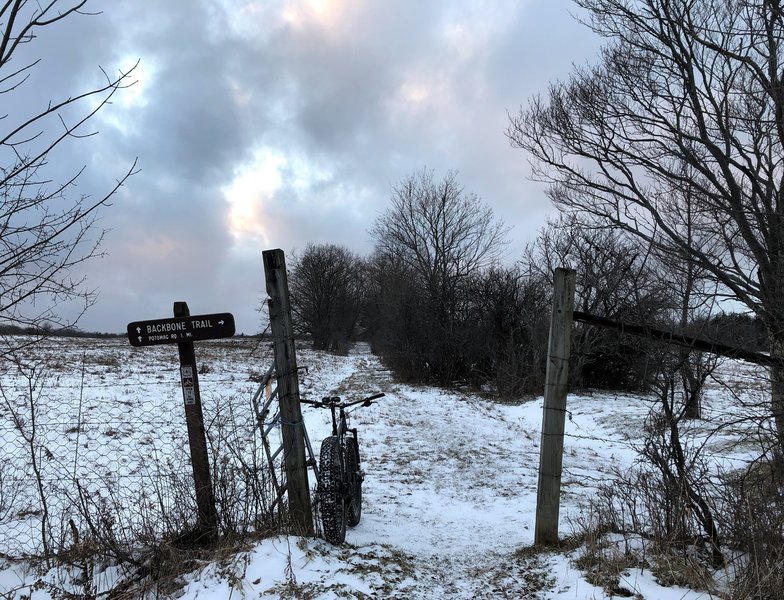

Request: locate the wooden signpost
(126, 302), (235, 542)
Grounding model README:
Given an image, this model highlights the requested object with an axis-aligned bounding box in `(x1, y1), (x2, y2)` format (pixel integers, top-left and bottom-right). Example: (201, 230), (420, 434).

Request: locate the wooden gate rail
(572, 310), (778, 367)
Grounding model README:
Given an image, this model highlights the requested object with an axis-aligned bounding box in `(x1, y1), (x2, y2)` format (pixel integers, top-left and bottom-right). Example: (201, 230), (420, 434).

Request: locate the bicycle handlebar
(301, 392), (385, 409)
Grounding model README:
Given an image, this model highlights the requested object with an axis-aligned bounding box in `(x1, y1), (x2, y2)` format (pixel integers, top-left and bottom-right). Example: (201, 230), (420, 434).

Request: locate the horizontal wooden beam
(572, 310), (778, 368)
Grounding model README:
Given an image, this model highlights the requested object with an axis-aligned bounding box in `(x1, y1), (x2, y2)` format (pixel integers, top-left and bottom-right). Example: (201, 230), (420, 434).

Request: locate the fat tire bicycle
(301, 392), (384, 545)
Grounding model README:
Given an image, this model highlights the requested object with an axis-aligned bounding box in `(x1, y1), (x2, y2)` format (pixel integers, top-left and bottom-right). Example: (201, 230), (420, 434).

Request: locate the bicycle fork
(350, 428), (365, 483)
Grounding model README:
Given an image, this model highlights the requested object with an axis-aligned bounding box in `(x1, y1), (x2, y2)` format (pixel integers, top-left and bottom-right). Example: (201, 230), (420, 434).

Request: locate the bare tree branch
(0, 1), (137, 342)
(508, 0), (784, 448)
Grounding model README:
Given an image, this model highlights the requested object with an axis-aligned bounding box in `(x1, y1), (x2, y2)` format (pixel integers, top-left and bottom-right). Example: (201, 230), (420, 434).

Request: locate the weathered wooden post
(535, 267), (576, 546)
(263, 249), (314, 535)
(173, 301), (219, 541)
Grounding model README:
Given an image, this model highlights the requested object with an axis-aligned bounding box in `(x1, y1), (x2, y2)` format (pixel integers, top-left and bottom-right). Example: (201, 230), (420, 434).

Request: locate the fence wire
(0, 335), (279, 560)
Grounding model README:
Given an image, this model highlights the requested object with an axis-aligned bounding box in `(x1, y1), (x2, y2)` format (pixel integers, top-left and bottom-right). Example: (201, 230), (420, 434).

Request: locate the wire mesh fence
(0, 335), (281, 560)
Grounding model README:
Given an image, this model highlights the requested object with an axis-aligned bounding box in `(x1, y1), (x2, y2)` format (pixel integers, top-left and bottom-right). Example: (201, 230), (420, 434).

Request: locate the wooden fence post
(173, 301), (218, 541)
(262, 249), (314, 535)
(535, 267), (576, 546)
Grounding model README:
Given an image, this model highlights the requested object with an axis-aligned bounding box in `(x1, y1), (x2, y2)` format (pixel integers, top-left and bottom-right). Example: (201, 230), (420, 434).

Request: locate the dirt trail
(317, 346), (551, 598)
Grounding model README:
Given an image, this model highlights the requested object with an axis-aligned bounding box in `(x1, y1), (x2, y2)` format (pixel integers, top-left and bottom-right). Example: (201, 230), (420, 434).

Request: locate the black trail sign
(126, 302), (229, 542)
(127, 313), (235, 347)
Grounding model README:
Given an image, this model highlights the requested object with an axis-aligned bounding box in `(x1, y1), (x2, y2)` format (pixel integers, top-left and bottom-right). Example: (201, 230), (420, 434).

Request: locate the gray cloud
(8, 0), (600, 334)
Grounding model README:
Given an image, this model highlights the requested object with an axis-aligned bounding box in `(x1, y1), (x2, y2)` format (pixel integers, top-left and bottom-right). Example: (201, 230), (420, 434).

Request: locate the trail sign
(127, 302), (224, 541)
(127, 313), (235, 347)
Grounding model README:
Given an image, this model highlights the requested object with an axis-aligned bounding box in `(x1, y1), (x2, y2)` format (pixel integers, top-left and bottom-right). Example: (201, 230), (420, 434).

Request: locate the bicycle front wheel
(346, 436), (362, 526)
(319, 436), (346, 544)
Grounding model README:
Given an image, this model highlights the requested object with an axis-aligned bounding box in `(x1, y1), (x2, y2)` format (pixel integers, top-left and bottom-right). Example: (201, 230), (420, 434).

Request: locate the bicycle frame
(301, 392), (384, 544)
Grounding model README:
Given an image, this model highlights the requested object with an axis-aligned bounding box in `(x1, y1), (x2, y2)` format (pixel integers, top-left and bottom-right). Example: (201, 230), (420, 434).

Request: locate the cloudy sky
(14, 0), (601, 334)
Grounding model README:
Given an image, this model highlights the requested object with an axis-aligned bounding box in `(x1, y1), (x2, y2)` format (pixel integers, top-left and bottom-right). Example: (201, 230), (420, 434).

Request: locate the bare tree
(362, 250), (424, 376)
(289, 243), (365, 354)
(372, 169), (509, 324)
(370, 169), (509, 382)
(508, 0), (784, 448)
(466, 264), (551, 396)
(523, 214), (669, 390)
(0, 1), (137, 352)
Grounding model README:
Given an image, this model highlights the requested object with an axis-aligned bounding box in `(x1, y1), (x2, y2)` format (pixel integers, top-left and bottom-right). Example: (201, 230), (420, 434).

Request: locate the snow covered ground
(0, 337), (767, 598)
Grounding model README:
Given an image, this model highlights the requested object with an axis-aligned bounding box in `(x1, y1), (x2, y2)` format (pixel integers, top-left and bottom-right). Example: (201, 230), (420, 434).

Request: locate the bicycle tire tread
(319, 436), (346, 544)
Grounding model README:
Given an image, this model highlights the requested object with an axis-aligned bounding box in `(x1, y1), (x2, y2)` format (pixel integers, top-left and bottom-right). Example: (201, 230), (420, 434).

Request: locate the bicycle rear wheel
(346, 436), (362, 526)
(318, 436), (346, 544)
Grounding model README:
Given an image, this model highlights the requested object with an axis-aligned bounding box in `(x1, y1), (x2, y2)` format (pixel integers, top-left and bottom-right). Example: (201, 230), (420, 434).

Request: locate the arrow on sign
(136, 327), (141, 334)
(218, 320), (225, 325)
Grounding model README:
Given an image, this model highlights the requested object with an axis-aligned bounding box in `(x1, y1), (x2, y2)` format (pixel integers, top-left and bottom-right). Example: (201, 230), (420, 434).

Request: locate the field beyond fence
(0, 336), (279, 561)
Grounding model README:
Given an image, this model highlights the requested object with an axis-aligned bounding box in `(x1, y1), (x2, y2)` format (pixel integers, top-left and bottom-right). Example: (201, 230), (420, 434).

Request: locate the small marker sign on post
(181, 366), (195, 405)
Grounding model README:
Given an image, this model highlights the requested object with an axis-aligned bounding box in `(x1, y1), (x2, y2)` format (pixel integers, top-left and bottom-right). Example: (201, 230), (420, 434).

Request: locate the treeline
(0, 323), (124, 339)
(289, 170), (766, 397)
(0, 324), (264, 340)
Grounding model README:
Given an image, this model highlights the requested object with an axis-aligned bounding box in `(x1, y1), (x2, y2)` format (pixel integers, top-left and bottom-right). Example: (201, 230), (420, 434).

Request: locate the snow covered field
(0, 336), (768, 598)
